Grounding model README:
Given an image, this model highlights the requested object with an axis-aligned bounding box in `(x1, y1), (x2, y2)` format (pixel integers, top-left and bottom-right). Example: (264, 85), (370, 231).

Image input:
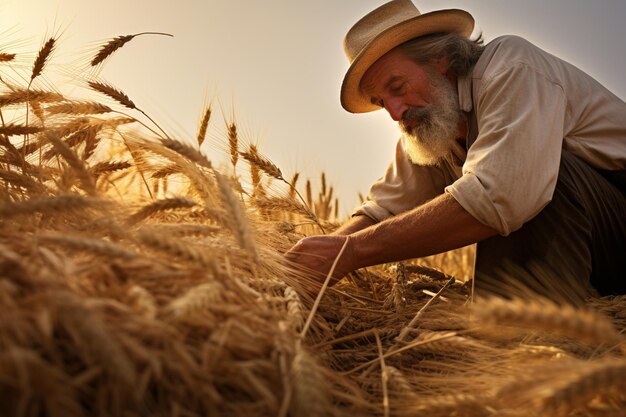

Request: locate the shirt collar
(457, 72), (474, 113)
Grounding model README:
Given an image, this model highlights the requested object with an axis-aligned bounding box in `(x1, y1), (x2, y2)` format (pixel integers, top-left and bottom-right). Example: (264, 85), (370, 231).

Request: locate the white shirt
(353, 35), (626, 235)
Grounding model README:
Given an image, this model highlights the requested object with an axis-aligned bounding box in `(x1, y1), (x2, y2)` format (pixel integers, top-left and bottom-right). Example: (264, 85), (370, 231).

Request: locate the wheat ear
(127, 196), (197, 225)
(197, 105), (211, 146)
(46, 133), (97, 195)
(289, 345), (331, 417)
(39, 232), (137, 259)
(474, 297), (623, 346)
(240, 144), (283, 180)
(126, 285), (157, 320)
(46, 101), (112, 115)
(0, 194), (106, 217)
(88, 80), (135, 109)
(0, 88), (63, 107)
(227, 120), (239, 172)
(407, 393), (490, 416)
(160, 138), (212, 169)
(0, 53), (15, 62)
(136, 228), (216, 269)
(253, 196), (316, 220)
(541, 358), (626, 416)
(165, 282), (224, 319)
(30, 37), (56, 84)
(0, 168), (49, 194)
(214, 170), (258, 258)
(91, 160), (132, 177)
(91, 32), (173, 66)
(0, 123), (42, 136)
(288, 172), (300, 199)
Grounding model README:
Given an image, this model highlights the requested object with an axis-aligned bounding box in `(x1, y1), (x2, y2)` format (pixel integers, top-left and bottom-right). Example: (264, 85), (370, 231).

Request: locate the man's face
(360, 48), (465, 166)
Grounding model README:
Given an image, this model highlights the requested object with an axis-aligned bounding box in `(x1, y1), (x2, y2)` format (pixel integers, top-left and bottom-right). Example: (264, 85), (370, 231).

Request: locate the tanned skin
(285, 193), (497, 283)
(285, 47), (499, 283)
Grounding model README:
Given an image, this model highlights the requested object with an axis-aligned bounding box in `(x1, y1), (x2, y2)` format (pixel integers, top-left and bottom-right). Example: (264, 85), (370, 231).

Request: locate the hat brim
(340, 9), (474, 113)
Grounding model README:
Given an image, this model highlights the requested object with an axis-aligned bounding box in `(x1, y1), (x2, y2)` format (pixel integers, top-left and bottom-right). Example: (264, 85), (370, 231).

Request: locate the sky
(2, 0), (625, 213)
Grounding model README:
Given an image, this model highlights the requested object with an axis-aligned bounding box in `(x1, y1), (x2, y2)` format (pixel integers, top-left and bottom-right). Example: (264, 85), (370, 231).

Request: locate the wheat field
(0, 32), (624, 417)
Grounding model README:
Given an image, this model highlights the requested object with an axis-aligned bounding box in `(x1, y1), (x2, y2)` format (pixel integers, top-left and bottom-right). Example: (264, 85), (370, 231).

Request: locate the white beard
(399, 70), (466, 166)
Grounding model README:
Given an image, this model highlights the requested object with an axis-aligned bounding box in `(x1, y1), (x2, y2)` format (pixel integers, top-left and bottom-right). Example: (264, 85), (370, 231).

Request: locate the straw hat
(341, 0), (474, 113)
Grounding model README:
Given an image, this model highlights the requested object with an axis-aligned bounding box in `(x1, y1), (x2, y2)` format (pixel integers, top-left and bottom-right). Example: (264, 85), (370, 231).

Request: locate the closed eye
(389, 82), (405, 95)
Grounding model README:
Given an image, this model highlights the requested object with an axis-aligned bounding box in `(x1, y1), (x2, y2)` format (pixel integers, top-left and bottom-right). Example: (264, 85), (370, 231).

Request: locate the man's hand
(284, 235), (354, 285)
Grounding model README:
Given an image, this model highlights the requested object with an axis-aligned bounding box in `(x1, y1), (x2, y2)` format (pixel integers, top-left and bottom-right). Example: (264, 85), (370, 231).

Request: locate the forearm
(349, 193), (498, 269)
(331, 214), (377, 236)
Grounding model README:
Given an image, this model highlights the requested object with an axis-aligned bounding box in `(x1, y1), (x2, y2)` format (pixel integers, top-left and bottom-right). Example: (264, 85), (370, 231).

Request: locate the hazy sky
(2, 0), (625, 212)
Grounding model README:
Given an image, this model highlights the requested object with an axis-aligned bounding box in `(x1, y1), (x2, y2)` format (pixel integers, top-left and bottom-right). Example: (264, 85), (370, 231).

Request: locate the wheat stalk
(0, 53), (15, 62)
(165, 282), (224, 319)
(160, 138), (212, 169)
(88, 80), (136, 109)
(151, 163), (180, 179)
(374, 330), (390, 417)
(91, 160), (132, 176)
(127, 196), (197, 225)
(284, 286), (304, 329)
(306, 180), (313, 208)
(0, 168), (49, 194)
(30, 37), (56, 84)
(474, 297), (623, 346)
(126, 285), (157, 320)
(46, 133), (97, 195)
(197, 105), (211, 146)
(288, 172), (300, 200)
(225, 120), (238, 170)
(214, 170), (258, 258)
(407, 393), (490, 416)
(0, 88), (63, 107)
(0, 123), (42, 136)
(150, 223), (220, 237)
(289, 345), (331, 417)
(137, 227), (216, 269)
(91, 32), (173, 66)
(253, 196), (315, 220)
(46, 101), (112, 115)
(0, 194), (106, 217)
(240, 144), (283, 180)
(541, 358), (626, 416)
(39, 232), (137, 259)
(243, 144), (262, 195)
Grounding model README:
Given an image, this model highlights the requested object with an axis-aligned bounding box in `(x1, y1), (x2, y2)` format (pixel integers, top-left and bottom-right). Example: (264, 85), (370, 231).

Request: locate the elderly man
(286, 0), (626, 301)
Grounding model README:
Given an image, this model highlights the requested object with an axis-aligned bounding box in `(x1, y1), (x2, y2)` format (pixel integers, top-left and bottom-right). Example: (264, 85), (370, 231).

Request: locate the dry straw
(1, 27), (625, 417)
(473, 296), (623, 346)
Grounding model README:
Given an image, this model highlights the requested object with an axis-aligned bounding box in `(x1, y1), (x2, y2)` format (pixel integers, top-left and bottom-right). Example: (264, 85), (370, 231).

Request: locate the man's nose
(385, 99), (407, 121)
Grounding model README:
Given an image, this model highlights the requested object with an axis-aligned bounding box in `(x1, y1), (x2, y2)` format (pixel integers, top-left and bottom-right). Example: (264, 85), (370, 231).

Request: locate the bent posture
(286, 0), (626, 301)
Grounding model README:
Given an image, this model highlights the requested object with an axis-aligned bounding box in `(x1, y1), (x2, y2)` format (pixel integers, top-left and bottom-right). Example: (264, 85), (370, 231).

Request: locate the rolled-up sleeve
(353, 138), (459, 222)
(446, 63), (567, 236)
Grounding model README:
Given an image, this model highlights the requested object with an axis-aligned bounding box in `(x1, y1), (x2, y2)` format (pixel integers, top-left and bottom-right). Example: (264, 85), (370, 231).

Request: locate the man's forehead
(360, 50), (410, 93)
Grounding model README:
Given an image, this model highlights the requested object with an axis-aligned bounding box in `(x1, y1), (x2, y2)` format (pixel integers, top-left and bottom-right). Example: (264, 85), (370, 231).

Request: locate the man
(285, 0), (626, 301)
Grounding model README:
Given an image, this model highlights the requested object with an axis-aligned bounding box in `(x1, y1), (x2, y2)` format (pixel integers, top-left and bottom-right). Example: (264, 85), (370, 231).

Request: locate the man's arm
(330, 214), (376, 236)
(285, 193), (498, 281)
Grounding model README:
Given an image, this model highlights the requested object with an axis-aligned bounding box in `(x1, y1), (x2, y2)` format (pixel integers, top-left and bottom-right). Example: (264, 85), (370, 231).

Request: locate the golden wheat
(0, 30), (624, 417)
(88, 80), (136, 109)
(30, 37), (56, 83)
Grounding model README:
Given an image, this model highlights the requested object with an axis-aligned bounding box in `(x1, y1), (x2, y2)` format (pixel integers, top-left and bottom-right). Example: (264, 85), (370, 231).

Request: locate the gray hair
(397, 32), (485, 77)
